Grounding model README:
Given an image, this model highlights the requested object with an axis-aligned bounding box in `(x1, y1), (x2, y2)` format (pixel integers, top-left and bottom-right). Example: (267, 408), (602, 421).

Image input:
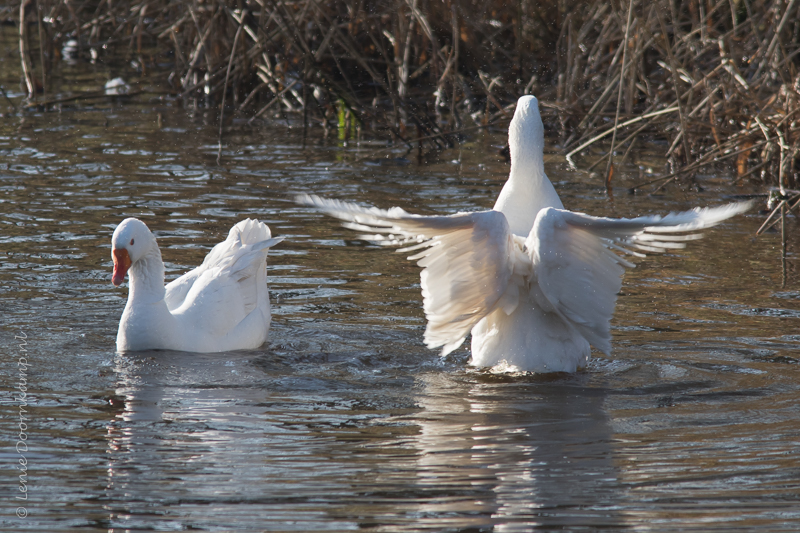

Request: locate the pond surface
(1, 30), (800, 532)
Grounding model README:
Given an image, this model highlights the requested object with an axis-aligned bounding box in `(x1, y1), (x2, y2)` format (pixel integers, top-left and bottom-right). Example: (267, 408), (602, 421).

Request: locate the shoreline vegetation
(2, 0), (799, 190)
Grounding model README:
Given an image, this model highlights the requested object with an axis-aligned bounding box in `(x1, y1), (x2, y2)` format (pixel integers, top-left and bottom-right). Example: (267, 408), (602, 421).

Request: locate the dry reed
(3, 0), (800, 188)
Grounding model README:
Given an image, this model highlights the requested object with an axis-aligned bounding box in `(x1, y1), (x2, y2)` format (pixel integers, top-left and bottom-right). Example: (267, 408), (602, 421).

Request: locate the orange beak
(112, 248), (132, 286)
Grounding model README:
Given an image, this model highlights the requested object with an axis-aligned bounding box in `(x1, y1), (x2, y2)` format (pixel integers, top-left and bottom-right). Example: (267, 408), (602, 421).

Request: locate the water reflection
(104, 342), (421, 531)
(400, 372), (627, 531)
(106, 350), (314, 530)
(105, 349), (629, 531)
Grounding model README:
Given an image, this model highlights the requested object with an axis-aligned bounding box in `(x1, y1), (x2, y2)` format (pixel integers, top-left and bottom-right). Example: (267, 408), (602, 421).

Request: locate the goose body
(298, 95), (750, 373)
(111, 218), (283, 353)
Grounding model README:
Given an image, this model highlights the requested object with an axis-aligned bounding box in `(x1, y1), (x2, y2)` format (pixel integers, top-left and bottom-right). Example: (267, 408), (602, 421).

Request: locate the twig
(19, 0), (34, 98)
(566, 106), (679, 166)
(247, 80), (300, 123)
(0, 86), (18, 112)
(753, 0), (799, 80)
(656, 8), (692, 166)
(23, 89), (144, 108)
(218, 10), (246, 165)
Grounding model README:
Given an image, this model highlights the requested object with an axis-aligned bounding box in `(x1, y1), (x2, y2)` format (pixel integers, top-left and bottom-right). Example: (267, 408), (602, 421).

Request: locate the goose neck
(509, 157), (546, 189)
(128, 246), (166, 304)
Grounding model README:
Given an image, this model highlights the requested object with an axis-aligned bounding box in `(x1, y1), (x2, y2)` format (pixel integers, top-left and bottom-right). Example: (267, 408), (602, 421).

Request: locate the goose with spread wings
(297, 95), (751, 373)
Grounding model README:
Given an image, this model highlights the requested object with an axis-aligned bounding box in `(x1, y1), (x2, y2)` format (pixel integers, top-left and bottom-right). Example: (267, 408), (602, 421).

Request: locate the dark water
(2, 29), (800, 532)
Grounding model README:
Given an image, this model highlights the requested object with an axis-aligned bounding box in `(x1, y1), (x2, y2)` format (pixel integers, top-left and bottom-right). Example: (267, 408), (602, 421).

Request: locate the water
(2, 31), (800, 532)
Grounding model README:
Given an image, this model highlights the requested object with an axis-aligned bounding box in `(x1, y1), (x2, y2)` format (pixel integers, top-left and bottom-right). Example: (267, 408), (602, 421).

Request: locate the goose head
(111, 218), (157, 286)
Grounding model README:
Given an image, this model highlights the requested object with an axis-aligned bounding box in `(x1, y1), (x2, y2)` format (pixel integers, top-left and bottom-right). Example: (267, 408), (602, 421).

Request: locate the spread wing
(296, 194), (517, 354)
(528, 202), (752, 354)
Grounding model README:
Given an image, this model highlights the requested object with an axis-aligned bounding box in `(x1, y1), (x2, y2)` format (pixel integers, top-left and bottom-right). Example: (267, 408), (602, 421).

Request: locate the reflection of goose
(297, 95), (751, 372)
(105, 351), (280, 529)
(405, 372), (626, 531)
(111, 218), (283, 352)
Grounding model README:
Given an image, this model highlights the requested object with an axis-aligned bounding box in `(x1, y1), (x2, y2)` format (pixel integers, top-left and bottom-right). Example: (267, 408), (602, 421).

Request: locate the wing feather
(528, 202), (752, 354)
(296, 194), (516, 354)
(165, 219), (282, 328)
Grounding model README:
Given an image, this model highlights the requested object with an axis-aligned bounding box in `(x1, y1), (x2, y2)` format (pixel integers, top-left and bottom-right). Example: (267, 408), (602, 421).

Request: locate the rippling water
(2, 32), (800, 532)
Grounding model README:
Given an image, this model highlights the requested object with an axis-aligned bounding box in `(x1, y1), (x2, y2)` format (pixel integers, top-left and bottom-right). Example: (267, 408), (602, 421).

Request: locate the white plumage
(111, 218), (283, 353)
(297, 95), (751, 373)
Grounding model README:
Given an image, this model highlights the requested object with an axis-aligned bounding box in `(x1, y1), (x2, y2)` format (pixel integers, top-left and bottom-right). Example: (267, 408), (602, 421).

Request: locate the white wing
(169, 238), (279, 336)
(164, 219), (282, 340)
(165, 219), (282, 311)
(528, 202), (752, 354)
(296, 194), (517, 354)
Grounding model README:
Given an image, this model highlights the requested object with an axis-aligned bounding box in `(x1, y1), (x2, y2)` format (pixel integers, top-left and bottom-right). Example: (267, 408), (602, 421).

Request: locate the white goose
(297, 95), (751, 373)
(111, 218), (283, 352)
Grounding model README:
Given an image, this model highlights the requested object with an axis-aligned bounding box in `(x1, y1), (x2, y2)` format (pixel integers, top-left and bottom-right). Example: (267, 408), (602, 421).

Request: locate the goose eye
(130, 238), (135, 245)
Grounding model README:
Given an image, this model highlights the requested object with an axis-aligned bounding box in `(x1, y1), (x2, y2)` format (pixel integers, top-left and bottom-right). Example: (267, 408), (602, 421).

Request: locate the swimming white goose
(297, 95), (751, 373)
(111, 218), (283, 352)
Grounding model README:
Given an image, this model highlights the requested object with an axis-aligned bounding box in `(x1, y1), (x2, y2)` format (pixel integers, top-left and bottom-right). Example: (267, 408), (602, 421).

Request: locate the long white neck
(127, 244), (166, 305)
(493, 97), (563, 237)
